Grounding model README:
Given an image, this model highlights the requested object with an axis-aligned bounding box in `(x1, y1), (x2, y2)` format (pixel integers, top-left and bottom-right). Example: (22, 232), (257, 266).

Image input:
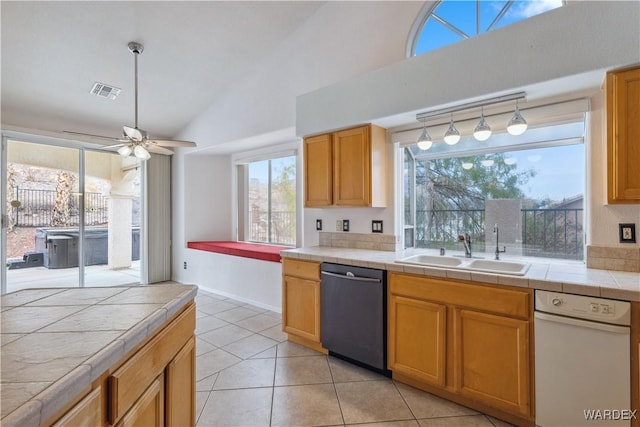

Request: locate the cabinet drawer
(282, 258), (320, 281)
(115, 375), (164, 427)
(52, 386), (101, 427)
(108, 303), (195, 424)
(389, 273), (530, 319)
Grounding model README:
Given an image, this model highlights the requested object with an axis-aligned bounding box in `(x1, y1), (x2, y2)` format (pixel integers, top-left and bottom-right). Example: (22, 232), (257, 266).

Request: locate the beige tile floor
(194, 290), (516, 427)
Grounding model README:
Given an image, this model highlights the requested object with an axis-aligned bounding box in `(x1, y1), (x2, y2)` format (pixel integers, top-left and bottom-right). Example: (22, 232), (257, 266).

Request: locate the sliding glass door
(2, 138), (142, 293)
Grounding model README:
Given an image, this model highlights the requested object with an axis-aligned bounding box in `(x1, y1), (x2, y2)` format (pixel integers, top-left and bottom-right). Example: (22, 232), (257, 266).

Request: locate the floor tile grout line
(327, 355), (347, 426)
(268, 344), (278, 427)
(391, 380), (419, 421)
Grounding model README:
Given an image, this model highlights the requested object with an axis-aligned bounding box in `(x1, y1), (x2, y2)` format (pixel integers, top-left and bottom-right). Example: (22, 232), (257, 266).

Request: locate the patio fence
(11, 188), (110, 227)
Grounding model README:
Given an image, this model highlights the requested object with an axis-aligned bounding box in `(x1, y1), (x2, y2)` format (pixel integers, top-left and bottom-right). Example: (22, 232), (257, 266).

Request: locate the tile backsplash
(586, 245), (640, 272)
(319, 232), (400, 252)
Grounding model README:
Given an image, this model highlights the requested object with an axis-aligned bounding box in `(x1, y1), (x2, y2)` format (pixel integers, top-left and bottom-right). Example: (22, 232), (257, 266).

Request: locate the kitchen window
(408, 0), (565, 57)
(238, 154), (297, 246)
(399, 108), (586, 261)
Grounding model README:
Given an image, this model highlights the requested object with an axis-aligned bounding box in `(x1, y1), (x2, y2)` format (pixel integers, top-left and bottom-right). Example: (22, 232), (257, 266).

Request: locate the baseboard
(197, 285), (281, 313)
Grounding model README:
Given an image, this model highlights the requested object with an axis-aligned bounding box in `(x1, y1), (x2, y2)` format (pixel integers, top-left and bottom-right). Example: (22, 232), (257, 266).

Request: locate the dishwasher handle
(534, 311), (630, 334)
(321, 271), (382, 283)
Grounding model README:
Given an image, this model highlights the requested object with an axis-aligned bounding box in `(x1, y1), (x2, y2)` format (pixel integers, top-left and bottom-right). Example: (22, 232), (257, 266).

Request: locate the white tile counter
(281, 247), (640, 302)
(0, 283), (198, 427)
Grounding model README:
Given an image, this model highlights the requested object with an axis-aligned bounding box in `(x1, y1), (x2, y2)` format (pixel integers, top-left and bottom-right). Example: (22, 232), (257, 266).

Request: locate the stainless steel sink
(395, 254), (530, 276)
(396, 254), (464, 268)
(463, 259), (530, 276)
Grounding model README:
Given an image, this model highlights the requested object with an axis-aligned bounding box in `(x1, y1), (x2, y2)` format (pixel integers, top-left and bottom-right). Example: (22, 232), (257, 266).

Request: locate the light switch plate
(316, 219), (322, 231)
(342, 219), (350, 232)
(372, 220), (383, 233)
(336, 220), (343, 231)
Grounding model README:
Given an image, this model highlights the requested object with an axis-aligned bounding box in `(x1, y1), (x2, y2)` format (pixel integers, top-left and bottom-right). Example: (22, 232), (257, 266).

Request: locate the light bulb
(504, 157), (517, 165)
(133, 145), (151, 160)
(473, 113), (491, 141)
(481, 159), (495, 167)
(462, 162), (474, 170)
(507, 104), (527, 136)
(117, 145), (132, 157)
(443, 117), (460, 145)
(416, 122), (432, 150)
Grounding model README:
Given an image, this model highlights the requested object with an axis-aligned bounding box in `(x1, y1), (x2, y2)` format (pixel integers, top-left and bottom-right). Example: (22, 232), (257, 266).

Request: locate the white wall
(171, 1), (640, 304)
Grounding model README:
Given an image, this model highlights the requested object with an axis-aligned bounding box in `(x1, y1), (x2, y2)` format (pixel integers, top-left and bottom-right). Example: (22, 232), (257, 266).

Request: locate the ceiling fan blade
(123, 125), (144, 142)
(147, 145), (174, 155)
(147, 139), (197, 148)
(64, 130), (128, 143)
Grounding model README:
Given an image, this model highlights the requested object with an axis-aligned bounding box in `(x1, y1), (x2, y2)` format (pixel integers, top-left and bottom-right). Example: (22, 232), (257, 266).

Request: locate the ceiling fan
(65, 41), (196, 160)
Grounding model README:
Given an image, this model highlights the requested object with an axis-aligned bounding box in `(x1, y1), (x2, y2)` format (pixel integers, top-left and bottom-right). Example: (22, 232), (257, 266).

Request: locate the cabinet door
(333, 125), (371, 206)
(166, 336), (195, 427)
(388, 294), (446, 386)
(283, 275), (320, 342)
(116, 375), (164, 427)
(52, 387), (102, 427)
(304, 133), (333, 207)
(607, 66), (640, 203)
(454, 309), (530, 416)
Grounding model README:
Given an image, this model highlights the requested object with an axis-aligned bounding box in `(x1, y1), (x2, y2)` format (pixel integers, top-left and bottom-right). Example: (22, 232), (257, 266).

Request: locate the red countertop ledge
(187, 241), (287, 263)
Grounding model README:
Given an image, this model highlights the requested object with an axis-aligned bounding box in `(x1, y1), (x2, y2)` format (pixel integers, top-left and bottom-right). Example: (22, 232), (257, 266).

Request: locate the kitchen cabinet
(606, 64), (640, 203)
(388, 272), (533, 426)
(48, 302), (195, 427)
(388, 294), (446, 386)
(303, 124), (387, 207)
(282, 258), (324, 352)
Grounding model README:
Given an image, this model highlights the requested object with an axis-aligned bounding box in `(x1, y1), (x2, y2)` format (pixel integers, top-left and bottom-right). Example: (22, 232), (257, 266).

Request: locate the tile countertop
(281, 247), (640, 302)
(0, 283), (198, 427)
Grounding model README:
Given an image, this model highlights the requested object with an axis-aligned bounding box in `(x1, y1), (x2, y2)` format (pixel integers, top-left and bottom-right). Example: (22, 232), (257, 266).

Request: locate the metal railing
(415, 209), (486, 252)
(11, 188), (110, 227)
(248, 210), (295, 246)
(415, 207), (584, 259)
(522, 208), (583, 259)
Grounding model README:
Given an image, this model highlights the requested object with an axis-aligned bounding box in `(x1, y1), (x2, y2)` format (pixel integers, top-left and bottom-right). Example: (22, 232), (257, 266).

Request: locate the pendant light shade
(507, 102), (527, 136)
(117, 145), (132, 157)
(417, 120), (433, 150)
(473, 108), (492, 141)
(133, 145), (151, 160)
(443, 114), (460, 145)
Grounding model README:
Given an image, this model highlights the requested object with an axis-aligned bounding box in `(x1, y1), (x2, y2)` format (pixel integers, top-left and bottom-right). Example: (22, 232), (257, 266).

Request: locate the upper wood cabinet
(607, 64), (640, 203)
(303, 124), (387, 207)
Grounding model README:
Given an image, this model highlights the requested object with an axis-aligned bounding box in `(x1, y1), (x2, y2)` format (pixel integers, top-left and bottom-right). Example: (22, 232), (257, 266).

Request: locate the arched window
(408, 0), (565, 57)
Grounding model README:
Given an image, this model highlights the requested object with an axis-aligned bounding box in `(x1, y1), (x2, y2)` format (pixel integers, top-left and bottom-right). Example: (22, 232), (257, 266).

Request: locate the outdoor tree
(52, 171), (76, 226)
(414, 152), (535, 249)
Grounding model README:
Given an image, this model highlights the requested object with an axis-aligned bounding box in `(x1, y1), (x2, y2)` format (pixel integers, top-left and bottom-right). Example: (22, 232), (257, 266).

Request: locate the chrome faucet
(493, 224), (506, 260)
(457, 233), (472, 258)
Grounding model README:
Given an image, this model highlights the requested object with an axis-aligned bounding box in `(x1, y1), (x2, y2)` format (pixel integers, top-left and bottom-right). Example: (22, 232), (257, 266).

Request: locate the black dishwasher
(320, 262), (389, 375)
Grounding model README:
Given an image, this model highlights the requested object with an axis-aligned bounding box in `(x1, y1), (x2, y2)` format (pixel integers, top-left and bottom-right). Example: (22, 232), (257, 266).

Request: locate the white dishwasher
(535, 290), (631, 427)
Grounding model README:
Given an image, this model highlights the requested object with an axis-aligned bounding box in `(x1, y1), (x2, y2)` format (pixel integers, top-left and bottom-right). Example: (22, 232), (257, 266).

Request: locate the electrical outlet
(336, 220), (343, 231)
(372, 220), (383, 233)
(316, 219), (322, 231)
(183, 261), (187, 270)
(342, 219), (350, 232)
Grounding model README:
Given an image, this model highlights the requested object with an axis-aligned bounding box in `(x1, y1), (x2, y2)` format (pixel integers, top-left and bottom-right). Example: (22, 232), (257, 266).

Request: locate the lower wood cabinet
(282, 258), (324, 352)
(388, 294), (446, 386)
(115, 375), (165, 427)
(48, 302), (196, 427)
(388, 272), (533, 426)
(454, 309), (530, 416)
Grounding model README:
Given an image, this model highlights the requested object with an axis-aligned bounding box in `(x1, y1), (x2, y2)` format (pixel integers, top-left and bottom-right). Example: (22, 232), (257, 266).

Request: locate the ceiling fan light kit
(65, 41), (196, 161)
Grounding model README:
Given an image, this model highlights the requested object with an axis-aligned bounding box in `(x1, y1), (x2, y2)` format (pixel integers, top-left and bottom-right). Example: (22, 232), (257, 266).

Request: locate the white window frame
(231, 141), (303, 247)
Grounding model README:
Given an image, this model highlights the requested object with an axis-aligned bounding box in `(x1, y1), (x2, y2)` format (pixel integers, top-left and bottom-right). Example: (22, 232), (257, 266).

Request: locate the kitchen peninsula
(0, 283), (197, 427)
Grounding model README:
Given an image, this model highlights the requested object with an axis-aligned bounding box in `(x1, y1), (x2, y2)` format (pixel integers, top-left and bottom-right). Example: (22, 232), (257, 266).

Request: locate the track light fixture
(417, 119), (433, 150)
(507, 100), (528, 136)
(443, 114), (460, 145)
(473, 107), (492, 141)
(414, 91), (527, 148)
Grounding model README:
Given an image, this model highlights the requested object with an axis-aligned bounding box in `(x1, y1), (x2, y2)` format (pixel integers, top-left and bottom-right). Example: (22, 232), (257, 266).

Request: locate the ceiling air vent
(90, 82), (121, 100)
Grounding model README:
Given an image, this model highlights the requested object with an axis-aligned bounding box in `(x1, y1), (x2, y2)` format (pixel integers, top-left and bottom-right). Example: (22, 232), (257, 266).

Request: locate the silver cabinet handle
(321, 271), (381, 283)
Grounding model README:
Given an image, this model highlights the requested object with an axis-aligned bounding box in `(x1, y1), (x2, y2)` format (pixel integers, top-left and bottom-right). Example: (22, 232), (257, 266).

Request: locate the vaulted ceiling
(1, 1), (325, 140)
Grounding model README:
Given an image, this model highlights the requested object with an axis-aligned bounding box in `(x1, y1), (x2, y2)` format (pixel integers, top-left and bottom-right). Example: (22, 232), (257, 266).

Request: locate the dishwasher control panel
(535, 291), (631, 326)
